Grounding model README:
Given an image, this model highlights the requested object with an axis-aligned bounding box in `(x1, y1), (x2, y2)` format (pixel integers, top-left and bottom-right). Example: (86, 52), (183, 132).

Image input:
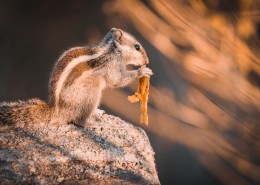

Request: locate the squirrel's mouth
(126, 63), (143, 71)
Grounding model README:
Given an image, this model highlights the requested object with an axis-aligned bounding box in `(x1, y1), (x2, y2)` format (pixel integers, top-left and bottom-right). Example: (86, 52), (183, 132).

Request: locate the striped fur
(53, 53), (103, 105)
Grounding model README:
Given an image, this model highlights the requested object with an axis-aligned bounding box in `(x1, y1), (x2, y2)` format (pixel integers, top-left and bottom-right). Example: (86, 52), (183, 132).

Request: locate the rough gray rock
(0, 111), (160, 185)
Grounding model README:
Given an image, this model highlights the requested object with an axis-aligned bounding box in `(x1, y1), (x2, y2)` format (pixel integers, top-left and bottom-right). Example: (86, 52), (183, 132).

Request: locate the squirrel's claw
(138, 67), (153, 77)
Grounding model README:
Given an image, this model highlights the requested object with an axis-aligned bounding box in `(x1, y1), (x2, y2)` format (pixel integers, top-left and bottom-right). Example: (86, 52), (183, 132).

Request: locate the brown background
(1, 1), (260, 185)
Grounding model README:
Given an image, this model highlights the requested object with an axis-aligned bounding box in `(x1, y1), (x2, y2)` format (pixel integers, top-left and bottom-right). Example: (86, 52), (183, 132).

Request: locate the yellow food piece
(128, 76), (150, 125)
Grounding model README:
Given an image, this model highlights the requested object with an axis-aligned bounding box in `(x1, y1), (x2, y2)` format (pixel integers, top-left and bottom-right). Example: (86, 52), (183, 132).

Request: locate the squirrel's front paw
(138, 67), (153, 77)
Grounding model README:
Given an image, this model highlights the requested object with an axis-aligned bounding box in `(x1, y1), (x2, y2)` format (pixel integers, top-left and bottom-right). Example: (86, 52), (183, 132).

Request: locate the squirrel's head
(101, 28), (149, 67)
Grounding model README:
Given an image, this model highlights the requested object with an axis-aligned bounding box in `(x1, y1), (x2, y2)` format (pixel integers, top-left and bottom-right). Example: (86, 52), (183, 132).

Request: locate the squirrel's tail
(0, 99), (51, 129)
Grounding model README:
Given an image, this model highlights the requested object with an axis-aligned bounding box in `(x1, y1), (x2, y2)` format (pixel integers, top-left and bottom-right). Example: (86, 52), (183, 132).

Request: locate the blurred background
(0, 0), (260, 184)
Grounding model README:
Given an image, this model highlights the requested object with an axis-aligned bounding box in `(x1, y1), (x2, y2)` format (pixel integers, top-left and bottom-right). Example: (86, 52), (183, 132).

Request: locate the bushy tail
(0, 99), (51, 129)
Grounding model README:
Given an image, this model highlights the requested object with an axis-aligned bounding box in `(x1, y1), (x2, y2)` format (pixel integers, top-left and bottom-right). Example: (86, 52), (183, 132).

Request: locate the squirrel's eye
(134, 44), (140, 51)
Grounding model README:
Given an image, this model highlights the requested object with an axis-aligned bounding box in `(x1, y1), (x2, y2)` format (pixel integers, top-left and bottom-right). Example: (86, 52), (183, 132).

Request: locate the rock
(0, 112), (160, 185)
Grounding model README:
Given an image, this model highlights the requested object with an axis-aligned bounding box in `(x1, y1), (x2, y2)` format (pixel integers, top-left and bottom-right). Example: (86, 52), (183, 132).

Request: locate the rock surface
(0, 111), (160, 185)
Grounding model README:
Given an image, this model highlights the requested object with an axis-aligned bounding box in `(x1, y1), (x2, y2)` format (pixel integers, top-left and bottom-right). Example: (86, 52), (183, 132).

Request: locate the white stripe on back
(57, 47), (84, 61)
(55, 52), (103, 105)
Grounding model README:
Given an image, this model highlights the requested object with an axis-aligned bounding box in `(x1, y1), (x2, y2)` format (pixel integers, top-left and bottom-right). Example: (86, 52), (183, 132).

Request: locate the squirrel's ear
(112, 28), (123, 43)
(100, 28), (122, 44)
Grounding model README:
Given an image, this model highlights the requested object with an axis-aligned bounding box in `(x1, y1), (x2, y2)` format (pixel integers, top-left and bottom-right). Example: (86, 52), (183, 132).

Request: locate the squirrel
(0, 28), (153, 128)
